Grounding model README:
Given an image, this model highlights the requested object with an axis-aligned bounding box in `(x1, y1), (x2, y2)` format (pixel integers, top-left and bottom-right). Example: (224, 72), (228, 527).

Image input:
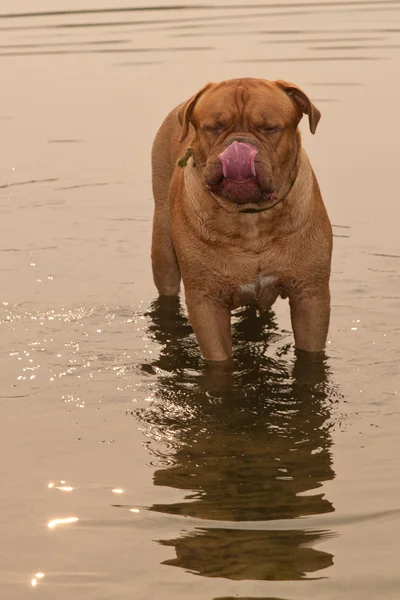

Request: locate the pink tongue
(218, 141), (258, 181)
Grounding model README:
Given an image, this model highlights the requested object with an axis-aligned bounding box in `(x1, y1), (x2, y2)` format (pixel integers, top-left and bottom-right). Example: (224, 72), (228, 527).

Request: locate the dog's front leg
(185, 290), (232, 362)
(289, 284), (331, 353)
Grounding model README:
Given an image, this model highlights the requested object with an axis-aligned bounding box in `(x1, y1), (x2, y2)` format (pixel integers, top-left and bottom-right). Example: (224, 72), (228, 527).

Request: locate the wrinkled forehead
(193, 80), (296, 123)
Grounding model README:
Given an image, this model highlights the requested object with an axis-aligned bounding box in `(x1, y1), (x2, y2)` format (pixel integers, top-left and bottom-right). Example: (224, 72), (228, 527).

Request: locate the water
(1, 1), (399, 599)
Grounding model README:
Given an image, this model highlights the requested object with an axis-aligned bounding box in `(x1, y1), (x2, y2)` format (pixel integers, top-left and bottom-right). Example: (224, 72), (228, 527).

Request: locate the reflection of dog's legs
(201, 360), (234, 395)
(293, 349), (328, 386)
(151, 209), (181, 296)
(289, 286), (330, 352)
(185, 291), (232, 362)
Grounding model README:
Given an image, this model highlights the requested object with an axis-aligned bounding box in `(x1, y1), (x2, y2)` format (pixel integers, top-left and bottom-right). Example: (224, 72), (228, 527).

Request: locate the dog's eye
(256, 125), (281, 134)
(203, 124), (224, 134)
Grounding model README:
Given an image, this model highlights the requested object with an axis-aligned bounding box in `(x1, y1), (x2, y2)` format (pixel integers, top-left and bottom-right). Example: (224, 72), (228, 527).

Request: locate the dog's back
(151, 105), (191, 206)
(151, 106), (188, 296)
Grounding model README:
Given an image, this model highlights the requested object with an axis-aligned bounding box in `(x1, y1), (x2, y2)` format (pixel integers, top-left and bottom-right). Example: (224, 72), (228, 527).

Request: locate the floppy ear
(275, 80), (321, 134)
(177, 83), (213, 143)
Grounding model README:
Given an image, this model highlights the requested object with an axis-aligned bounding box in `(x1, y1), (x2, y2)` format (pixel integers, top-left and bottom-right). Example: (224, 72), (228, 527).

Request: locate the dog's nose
(226, 136), (255, 147)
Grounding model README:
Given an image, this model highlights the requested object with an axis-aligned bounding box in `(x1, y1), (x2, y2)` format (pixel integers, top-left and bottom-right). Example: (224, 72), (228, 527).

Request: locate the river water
(1, 1), (400, 599)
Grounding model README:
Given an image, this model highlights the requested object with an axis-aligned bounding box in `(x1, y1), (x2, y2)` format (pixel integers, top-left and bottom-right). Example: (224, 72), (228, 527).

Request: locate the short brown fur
(151, 78), (332, 362)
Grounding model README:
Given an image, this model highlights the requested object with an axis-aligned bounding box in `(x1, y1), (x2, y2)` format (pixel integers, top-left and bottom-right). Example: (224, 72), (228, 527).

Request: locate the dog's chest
(234, 274), (278, 308)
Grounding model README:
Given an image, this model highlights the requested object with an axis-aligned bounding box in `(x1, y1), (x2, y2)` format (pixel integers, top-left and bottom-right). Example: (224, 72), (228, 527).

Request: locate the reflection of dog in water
(137, 298), (339, 581)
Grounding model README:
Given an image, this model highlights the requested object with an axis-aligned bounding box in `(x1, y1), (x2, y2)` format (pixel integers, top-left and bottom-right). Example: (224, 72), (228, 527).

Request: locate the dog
(151, 78), (332, 362)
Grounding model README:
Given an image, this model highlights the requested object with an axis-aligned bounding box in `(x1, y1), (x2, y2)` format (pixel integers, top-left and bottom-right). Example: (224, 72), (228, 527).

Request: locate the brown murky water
(1, 1), (400, 599)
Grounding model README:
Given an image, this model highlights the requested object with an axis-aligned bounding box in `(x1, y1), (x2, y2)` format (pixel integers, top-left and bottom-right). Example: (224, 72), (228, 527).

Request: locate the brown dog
(151, 78), (332, 362)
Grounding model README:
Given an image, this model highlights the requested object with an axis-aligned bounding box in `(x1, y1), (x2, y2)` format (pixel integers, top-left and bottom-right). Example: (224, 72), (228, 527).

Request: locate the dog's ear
(275, 80), (321, 134)
(177, 83), (213, 142)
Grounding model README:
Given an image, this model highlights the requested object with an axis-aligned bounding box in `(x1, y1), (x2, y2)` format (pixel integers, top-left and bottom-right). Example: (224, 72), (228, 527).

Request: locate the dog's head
(178, 78), (320, 208)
